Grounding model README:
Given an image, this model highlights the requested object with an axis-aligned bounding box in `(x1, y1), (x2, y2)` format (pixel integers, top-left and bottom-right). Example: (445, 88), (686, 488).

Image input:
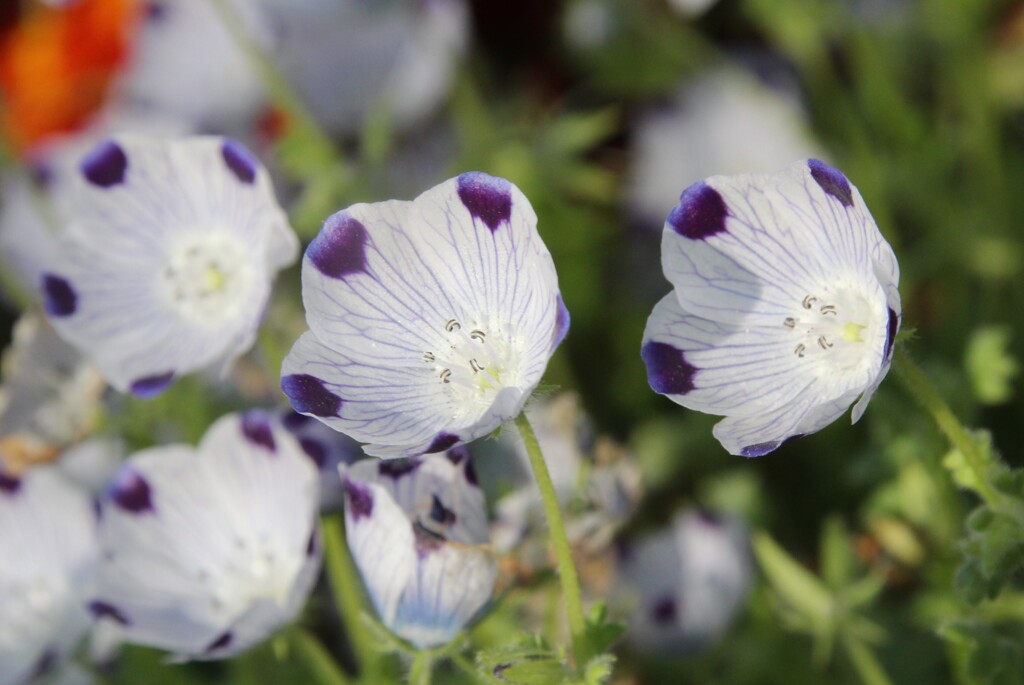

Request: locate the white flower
(41, 135), (298, 398)
(642, 159), (901, 456)
(616, 509), (751, 653)
(89, 411), (321, 660)
(342, 450), (496, 648)
(281, 172), (569, 457)
(0, 467), (98, 685)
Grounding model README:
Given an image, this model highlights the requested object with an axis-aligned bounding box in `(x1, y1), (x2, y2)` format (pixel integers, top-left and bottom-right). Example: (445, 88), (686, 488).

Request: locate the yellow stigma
(842, 322), (866, 343)
(204, 266), (227, 292)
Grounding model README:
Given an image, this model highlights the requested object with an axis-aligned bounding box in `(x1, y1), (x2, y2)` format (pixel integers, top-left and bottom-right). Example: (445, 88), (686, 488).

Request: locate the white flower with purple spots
(40, 135), (298, 398)
(89, 411), (321, 660)
(281, 172), (569, 458)
(642, 159), (901, 456)
(616, 509), (751, 653)
(0, 467), (98, 685)
(342, 449), (497, 648)
(278, 409), (363, 512)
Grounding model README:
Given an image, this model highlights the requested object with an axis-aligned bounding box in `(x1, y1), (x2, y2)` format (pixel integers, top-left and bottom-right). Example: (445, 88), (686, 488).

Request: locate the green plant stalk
(322, 515), (374, 682)
(842, 633), (895, 685)
(292, 627), (352, 685)
(410, 651), (434, 685)
(892, 347), (1002, 506)
(514, 412), (589, 666)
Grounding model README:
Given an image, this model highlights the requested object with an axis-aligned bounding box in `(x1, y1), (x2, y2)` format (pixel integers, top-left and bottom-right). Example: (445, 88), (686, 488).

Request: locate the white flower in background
(616, 509), (751, 653)
(666, 0), (720, 18)
(40, 135), (298, 398)
(278, 409), (363, 511)
(89, 411), (321, 659)
(0, 467), (98, 685)
(342, 451), (497, 648)
(628, 68), (823, 229)
(0, 315), (105, 473)
(259, 0), (468, 134)
(281, 172), (569, 458)
(642, 160), (901, 456)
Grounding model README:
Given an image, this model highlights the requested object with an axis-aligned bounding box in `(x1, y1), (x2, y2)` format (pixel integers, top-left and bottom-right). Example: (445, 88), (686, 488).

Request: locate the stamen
(470, 330), (486, 342)
(784, 317), (796, 328)
(445, 319), (461, 333)
(820, 305), (836, 315)
(469, 359), (485, 373)
(802, 295), (817, 309)
(817, 336), (833, 350)
(794, 343), (806, 358)
(423, 352), (435, 363)
(440, 369), (452, 383)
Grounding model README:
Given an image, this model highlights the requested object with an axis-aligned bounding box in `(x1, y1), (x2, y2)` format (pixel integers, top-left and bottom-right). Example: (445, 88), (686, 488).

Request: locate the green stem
(841, 633), (895, 685)
(292, 627), (352, 685)
(409, 651), (434, 685)
(514, 412), (588, 666)
(892, 347), (1002, 506)
(449, 652), (489, 685)
(322, 515), (374, 682)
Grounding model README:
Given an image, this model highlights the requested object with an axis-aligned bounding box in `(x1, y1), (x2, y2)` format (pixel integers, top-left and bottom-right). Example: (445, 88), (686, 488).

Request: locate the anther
(794, 343), (806, 358)
(784, 317), (796, 328)
(423, 352), (435, 363)
(445, 319), (461, 333)
(470, 330), (486, 342)
(470, 359), (485, 373)
(820, 305), (837, 316)
(802, 295), (817, 309)
(440, 369), (452, 383)
(817, 336), (833, 350)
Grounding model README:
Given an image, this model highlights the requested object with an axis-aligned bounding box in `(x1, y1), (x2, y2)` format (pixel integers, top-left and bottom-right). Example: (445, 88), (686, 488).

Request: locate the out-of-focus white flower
(616, 509), (752, 653)
(90, 411), (321, 659)
(41, 135), (298, 398)
(0, 315), (105, 473)
(342, 450), (497, 648)
(666, 0), (720, 18)
(281, 172), (569, 458)
(628, 68), (823, 229)
(278, 409), (363, 512)
(642, 160), (901, 456)
(57, 437), (125, 495)
(0, 467), (98, 685)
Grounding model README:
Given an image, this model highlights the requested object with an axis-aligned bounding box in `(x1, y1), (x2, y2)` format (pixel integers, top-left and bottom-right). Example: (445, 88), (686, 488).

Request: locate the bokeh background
(1, 0), (1022, 683)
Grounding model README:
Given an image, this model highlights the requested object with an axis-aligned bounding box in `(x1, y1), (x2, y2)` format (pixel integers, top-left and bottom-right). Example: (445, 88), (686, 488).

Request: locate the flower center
(783, 288), (882, 375)
(197, 536), (301, 614)
(161, 233), (254, 323)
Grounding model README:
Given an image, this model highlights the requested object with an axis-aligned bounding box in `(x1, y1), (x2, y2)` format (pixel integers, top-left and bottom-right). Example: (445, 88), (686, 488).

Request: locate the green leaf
(821, 516), (857, 590)
(965, 326), (1019, 405)
(583, 602), (624, 656)
(940, 621), (1024, 685)
(582, 654), (616, 685)
(475, 639), (573, 685)
(753, 532), (833, 625)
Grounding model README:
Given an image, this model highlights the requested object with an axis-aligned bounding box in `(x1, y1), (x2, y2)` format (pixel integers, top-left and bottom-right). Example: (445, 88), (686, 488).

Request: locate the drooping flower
(281, 171), (569, 457)
(642, 159), (901, 456)
(615, 509), (751, 654)
(341, 450), (497, 648)
(89, 411), (321, 660)
(0, 466), (98, 685)
(41, 135), (298, 398)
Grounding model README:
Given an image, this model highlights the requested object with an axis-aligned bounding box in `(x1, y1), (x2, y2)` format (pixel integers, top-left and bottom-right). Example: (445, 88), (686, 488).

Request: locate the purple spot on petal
(129, 372), (175, 399)
(306, 529), (317, 557)
(884, 307), (899, 363)
(694, 508), (723, 527)
(445, 445), (469, 466)
(378, 458), (421, 479)
(205, 631), (233, 653)
(299, 437), (327, 468)
(428, 494), (456, 526)
(651, 596), (678, 626)
(413, 521), (446, 556)
(221, 139), (257, 184)
(739, 441), (780, 457)
(240, 411), (276, 453)
(108, 468), (154, 514)
(456, 172), (512, 233)
(667, 182), (727, 240)
(308, 212), (369, 279)
(0, 471), (21, 494)
(282, 411), (313, 431)
(41, 274), (77, 317)
(282, 374), (343, 417)
(30, 162), (53, 188)
(642, 341), (696, 395)
(31, 650), (57, 680)
(89, 600), (130, 625)
(81, 140), (127, 187)
(425, 432), (459, 454)
(343, 478), (373, 520)
(145, 1), (167, 21)
(551, 293), (570, 351)
(808, 159), (853, 208)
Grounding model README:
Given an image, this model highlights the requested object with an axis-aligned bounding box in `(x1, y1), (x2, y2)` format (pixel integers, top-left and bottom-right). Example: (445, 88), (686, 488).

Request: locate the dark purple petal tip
(808, 159), (853, 208)
(0, 471), (21, 494)
(551, 293), (570, 351)
(425, 432), (459, 454)
(281, 374), (343, 417)
(642, 341), (696, 396)
(205, 631), (233, 653)
(89, 600), (130, 625)
(651, 596), (678, 626)
(456, 172), (513, 233)
(308, 212), (369, 279)
(378, 458), (421, 479)
(108, 468), (154, 514)
(667, 182), (728, 240)
(81, 140), (127, 187)
(299, 437), (328, 468)
(884, 307), (899, 363)
(129, 371), (175, 399)
(41, 274), (77, 317)
(343, 478), (373, 520)
(739, 441), (780, 457)
(240, 411), (276, 453)
(221, 139), (258, 184)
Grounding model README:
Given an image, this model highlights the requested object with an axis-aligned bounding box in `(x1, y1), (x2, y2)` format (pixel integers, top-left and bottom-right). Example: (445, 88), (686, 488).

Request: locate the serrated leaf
(476, 640), (573, 685)
(965, 326), (1019, 405)
(941, 620), (1024, 685)
(583, 654), (616, 685)
(583, 602), (625, 656)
